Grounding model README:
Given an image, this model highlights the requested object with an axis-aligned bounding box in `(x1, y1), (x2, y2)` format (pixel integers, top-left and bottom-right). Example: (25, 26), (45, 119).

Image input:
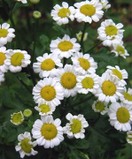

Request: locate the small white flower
(51, 2), (75, 25)
(74, 0), (104, 23)
(71, 52), (97, 75)
(0, 47), (8, 73)
(32, 115), (64, 148)
(35, 103), (56, 116)
(63, 113), (89, 139)
(126, 131), (132, 145)
(55, 64), (78, 98)
(97, 19), (124, 47)
(95, 71), (124, 103)
(16, 0), (27, 4)
(77, 73), (100, 94)
(5, 49), (31, 72)
(33, 53), (62, 78)
(111, 42), (129, 58)
(10, 111), (24, 126)
(108, 102), (132, 132)
(92, 100), (108, 115)
(120, 88), (132, 105)
(0, 23), (15, 46)
(15, 132), (38, 158)
(32, 77), (64, 107)
(50, 34), (80, 59)
(100, 0), (111, 10)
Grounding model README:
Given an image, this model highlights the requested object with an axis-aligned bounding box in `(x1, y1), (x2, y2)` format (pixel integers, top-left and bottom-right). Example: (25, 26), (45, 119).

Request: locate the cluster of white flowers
(0, 0), (130, 158)
(0, 23), (31, 85)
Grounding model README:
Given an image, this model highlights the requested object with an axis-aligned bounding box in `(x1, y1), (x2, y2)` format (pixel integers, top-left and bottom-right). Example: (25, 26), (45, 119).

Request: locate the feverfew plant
(0, 0), (131, 159)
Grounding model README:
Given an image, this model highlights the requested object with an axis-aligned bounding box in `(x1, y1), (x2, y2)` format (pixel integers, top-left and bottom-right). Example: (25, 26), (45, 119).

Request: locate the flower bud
(33, 10), (42, 19)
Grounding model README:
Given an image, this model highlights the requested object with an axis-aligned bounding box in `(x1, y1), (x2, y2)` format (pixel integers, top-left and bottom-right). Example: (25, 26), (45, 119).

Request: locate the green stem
(85, 40), (102, 53)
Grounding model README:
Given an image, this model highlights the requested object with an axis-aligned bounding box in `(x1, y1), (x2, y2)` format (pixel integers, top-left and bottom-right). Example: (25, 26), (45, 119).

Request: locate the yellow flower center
(105, 25), (118, 36)
(61, 72), (77, 89)
(78, 57), (90, 71)
(116, 107), (130, 123)
(123, 92), (132, 101)
(95, 101), (105, 111)
(58, 40), (73, 51)
(81, 77), (94, 89)
(11, 112), (24, 125)
(38, 104), (51, 113)
(112, 69), (123, 80)
(20, 138), (32, 153)
(116, 45), (125, 55)
(0, 52), (6, 65)
(71, 119), (82, 134)
(80, 4), (96, 16)
(40, 85), (56, 101)
(11, 52), (24, 66)
(0, 29), (8, 37)
(102, 80), (116, 96)
(41, 123), (57, 140)
(58, 8), (70, 18)
(41, 58), (55, 71)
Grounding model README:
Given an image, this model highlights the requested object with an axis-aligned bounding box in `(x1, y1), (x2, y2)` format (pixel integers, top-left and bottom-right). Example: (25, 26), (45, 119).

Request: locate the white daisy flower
(33, 53), (62, 78)
(111, 42), (129, 58)
(16, 0), (27, 4)
(15, 132), (38, 158)
(51, 2), (75, 25)
(0, 47), (8, 73)
(50, 34), (80, 59)
(97, 19), (124, 47)
(32, 115), (64, 148)
(0, 23), (15, 46)
(10, 111), (24, 126)
(55, 64), (78, 98)
(71, 52), (97, 75)
(126, 131), (132, 145)
(100, 0), (111, 10)
(77, 73), (100, 94)
(63, 113), (89, 139)
(108, 102), (132, 132)
(95, 71), (124, 103)
(106, 65), (128, 86)
(35, 103), (56, 116)
(120, 88), (132, 105)
(32, 77), (64, 107)
(5, 49), (31, 72)
(74, 0), (104, 23)
(0, 71), (5, 85)
(92, 100), (108, 115)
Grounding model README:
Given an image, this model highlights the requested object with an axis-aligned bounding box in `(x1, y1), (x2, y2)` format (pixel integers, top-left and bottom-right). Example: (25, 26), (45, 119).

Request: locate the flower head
(0, 23), (15, 47)
(55, 64), (78, 97)
(120, 88), (132, 105)
(0, 46), (8, 73)
(10, 111), (24, 125)
(74, 0), (104, 23)
(32, 115), (64, 148)
(71, 52), (97, 75)
(5, 49), (31, 72)
(15, 132), (38, 158)
(33, 53), (62, 78)
(97, 19), (124, 47)
(108, 102), (132, 131)
(51, 2), (75, 25)
(32, 77), (64, 107)
(50, 34), (80, 59)
(63, 113), (89, 139)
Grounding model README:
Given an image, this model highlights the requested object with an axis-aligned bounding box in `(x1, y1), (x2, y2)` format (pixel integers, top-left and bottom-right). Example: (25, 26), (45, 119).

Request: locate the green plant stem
(16, 76), (32, 93)
(85, 40), (102, 53)
(80, 23), (87, 52)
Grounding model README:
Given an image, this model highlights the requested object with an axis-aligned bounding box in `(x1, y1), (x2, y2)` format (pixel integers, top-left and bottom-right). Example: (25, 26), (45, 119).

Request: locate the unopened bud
(33, 11), (42, 19)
